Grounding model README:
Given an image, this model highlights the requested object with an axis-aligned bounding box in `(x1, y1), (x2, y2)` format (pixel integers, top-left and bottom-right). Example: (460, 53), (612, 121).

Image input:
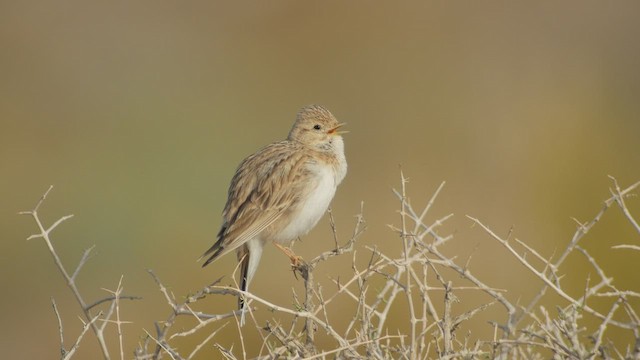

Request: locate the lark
(200, 105), (347, 324)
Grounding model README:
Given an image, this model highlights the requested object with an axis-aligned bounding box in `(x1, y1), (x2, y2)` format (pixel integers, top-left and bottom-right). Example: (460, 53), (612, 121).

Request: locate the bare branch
(186, 323), (228, 360)
(72, 246), (95, 282)
(101, 276), (127, 360)
(26, 174), (640, 359)
(63, 312), (103, 360)
(609, 176), (640, 235)
(51, 298), (65, 358)
(20, 187), (111, 359)
(612, 244), (640, 251)
(467, 215), (634, 330)
(85, 295), (142, 312)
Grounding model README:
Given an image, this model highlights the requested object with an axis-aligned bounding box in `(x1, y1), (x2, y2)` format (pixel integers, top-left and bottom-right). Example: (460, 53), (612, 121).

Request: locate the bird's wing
(201, 141), (310, 266)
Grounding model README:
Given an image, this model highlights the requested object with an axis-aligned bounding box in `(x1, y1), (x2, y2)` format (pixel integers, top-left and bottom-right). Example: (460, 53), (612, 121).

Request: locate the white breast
(275, 163), (338, 243)
(332, 136), (348, 185)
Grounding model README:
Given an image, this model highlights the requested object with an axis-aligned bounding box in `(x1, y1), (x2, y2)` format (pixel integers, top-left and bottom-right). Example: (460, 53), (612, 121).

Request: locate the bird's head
(288, 105), (346, 148)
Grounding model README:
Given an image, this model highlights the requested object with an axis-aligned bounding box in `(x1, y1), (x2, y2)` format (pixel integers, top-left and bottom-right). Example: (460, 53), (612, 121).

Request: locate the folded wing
(201, 141), (310, 266)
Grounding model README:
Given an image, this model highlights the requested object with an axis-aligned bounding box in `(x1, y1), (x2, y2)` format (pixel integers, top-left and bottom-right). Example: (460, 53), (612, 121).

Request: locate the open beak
(327, 122), (348, 135)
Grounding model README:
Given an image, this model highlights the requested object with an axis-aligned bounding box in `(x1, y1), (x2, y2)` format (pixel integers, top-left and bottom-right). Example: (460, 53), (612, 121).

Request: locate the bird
(200, 104), (347, 324)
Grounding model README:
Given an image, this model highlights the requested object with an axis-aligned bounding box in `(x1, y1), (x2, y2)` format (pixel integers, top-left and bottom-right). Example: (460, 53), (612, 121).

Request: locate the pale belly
(273, 166), (337, 243)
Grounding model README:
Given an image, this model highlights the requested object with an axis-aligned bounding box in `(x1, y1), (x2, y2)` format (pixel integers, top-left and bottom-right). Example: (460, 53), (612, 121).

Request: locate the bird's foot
(274, 243), (304, 267)
(273, 243), (308, 280)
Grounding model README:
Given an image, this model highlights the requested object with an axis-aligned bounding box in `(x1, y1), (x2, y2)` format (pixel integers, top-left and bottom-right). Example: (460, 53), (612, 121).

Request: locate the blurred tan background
(2, 1), (639, 358)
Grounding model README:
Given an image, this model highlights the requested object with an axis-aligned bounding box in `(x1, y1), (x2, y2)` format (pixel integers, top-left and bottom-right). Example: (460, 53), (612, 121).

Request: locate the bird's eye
(313, 124), (321, 130)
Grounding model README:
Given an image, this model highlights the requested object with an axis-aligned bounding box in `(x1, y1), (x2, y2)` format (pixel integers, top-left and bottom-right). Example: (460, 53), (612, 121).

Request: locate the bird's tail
(236, 241), (262, 326)
(237, 246), (250, 326)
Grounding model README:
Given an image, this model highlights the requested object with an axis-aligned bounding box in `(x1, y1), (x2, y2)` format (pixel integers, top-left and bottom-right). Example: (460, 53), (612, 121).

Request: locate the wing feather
(201, 141), (309, 267)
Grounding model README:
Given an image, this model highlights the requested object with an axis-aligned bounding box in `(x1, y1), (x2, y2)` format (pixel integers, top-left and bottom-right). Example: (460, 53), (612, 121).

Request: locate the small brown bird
(200, 105), (347, 324)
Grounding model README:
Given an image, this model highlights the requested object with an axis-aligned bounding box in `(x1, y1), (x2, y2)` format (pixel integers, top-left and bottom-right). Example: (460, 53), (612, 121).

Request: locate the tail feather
(237, 245), (250, 326)
(236, 240), (262, 326)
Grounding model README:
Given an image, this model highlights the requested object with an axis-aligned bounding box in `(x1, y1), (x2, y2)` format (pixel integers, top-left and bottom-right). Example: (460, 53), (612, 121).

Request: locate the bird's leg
(273, 242), (304, 267)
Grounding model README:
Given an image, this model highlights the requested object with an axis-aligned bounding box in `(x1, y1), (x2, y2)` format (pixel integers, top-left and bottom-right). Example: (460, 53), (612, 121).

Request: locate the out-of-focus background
(2, 1), (639, 358)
